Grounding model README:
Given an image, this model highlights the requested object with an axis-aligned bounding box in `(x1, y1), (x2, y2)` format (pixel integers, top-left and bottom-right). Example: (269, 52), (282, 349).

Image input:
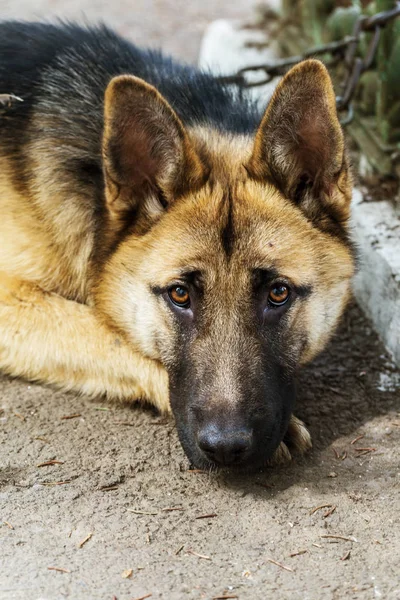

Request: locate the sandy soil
(1, 2), (400, 599)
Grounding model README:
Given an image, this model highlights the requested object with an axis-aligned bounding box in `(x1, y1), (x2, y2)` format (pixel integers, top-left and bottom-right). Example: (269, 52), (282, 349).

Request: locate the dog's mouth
(181, 419), (311, 473)
(183, 443), (286, 474)
(174, 412), (292, 472)
(169, 374), (297, 472)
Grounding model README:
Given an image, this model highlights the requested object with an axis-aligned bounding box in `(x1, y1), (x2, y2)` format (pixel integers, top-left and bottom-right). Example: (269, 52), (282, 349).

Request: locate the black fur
(0, 21), (260, 169)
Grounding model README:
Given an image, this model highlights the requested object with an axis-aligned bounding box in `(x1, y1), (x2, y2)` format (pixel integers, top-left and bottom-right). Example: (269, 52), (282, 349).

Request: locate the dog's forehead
(144, 178), (326, 286)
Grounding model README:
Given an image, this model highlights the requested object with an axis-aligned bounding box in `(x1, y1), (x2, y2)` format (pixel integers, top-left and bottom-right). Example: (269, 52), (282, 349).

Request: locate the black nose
(197, 425), (253, 466)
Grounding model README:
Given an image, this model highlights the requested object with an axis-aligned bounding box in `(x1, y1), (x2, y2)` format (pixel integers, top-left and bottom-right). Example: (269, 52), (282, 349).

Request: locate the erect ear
(103, 75), (207, 220)
(246, 60), (352, 223)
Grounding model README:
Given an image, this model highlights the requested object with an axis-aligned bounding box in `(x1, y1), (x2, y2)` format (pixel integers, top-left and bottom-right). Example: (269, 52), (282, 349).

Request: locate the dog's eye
(168, 285), (191, 308)
(268, 284), (290, 307)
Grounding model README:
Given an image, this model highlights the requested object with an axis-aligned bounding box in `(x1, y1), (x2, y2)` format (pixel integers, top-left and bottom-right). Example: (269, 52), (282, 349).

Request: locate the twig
(187, 549), (211, 560)
(37, 460), (64, 467)
(0, 93), (23, 107)
(212, 595), (239, 599)
(128, 509), (158, 516)
(34, 436), (50, 443)
(77, 532), (93, 548)
(255, 482), (274, 489)
(310, 504), (333, 515)
(340, 550), (351, 561)
(131, 595), (152, 600)
(60, 413), (81, 420)
(175, 544), (184, 555)
(100, 485), (119, 491)
(47, 566), (71, 573)
(14, 412), (25, 421)
(350, 434), (365, 445)
(289, 549), (307, 557)
(195, 513), (217, 519)
(320, 534), (357, 542)
(186, 469), (208, 474)
(39, 480), (71, 486)
(326, 386), (350, 397)
(332, 447), (340, 459)
(267, 558), (293, 572)
(323, 506), (337, 519)
(2, 521), (14, 529)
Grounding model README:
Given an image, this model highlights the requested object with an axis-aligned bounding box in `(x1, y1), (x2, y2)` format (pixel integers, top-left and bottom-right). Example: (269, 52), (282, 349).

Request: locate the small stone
(122, 569), (133, 579)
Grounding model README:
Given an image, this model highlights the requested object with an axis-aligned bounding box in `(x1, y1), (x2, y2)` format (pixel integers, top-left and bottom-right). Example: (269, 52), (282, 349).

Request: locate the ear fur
(246, 60), (352, 223)
(103, 75), (207, 220)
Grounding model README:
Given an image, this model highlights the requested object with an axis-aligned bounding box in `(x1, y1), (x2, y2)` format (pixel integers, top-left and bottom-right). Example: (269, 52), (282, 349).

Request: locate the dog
(0, 21), (355, 471)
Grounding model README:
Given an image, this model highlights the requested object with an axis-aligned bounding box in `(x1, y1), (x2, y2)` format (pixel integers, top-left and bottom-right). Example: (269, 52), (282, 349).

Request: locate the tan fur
(0, 271), (169, 411)
(0, 59), (355, 465)
(0, 155), (94, 303)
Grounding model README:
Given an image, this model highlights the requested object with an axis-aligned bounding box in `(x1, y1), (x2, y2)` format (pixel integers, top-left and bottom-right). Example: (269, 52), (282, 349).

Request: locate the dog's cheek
(132, 299), (184, 366)
(299, 280), (352, 365)
(95, 269), (171, 362)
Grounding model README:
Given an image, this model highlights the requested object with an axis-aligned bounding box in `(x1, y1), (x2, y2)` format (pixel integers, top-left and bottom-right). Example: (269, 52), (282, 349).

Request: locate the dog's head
(97, 60), (355, 470)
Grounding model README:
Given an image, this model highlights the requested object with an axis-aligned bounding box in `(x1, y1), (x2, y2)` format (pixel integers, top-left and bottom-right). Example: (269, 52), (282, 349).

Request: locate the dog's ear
(246, 60), (351, 222)
(103, 75), (207, 220)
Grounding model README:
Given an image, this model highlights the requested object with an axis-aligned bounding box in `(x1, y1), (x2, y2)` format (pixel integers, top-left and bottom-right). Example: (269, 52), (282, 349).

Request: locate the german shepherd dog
(0, 22), (355, 471)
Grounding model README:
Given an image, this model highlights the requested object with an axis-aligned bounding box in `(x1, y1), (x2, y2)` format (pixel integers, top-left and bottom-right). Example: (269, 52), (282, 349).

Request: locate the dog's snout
(197, 425), (253, 466)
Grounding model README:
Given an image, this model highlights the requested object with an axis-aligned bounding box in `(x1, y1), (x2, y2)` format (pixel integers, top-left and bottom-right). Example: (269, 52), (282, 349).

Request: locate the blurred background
(1, 0), (259, 63)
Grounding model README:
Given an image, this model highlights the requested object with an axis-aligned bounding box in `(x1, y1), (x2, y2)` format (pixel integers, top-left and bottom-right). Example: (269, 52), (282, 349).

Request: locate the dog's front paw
(269, 415), (312, 466)
(285, 415), (312, 455)
(269, 440), (292, 465)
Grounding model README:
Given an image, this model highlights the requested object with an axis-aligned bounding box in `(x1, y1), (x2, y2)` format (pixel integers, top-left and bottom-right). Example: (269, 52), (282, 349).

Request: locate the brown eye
(268, 284), (290, 307)
(168, 285), (190, 308)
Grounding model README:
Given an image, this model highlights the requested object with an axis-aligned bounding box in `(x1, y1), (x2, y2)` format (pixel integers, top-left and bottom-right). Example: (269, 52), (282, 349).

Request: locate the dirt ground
(1, 2), (400, 599)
